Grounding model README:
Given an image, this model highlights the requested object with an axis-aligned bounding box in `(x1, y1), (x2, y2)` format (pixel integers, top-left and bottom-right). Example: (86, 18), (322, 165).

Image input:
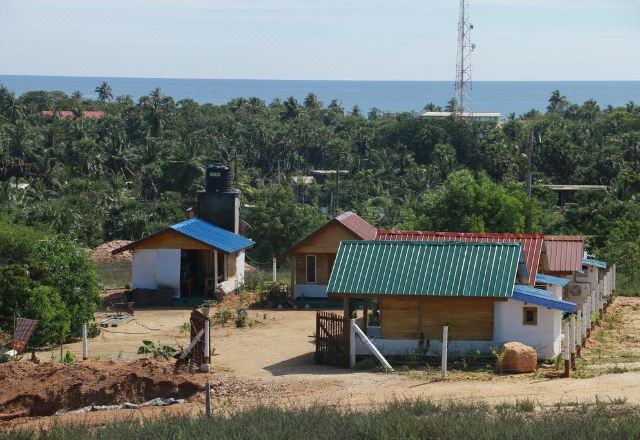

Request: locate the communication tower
(454, 0), (475, 120)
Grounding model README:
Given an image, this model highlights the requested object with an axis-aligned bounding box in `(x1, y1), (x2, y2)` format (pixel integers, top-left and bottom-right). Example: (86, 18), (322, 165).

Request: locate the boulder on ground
(500, 342), (537, 373)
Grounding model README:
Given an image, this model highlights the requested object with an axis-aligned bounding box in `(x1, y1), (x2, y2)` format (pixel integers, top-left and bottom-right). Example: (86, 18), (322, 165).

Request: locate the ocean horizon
(1, 75), (639, 117)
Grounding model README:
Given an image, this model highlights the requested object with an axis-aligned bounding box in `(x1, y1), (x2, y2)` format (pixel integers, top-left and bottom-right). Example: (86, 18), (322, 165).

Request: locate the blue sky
(0, 0), (638, 80)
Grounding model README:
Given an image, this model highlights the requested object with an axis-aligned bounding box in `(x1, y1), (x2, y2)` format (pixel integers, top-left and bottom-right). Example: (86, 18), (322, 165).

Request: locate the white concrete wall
(132, 248), (181, 298)
(549, 285), (563, 300)
(132, 249), (157, 289)
(565, 266), (598, 306)
(355, 337), (492, 357)
(156, 249), (181, 298)
(236, 251), (246, 286)
(294, 284), (328, 298)
(494, 299), (562, 359)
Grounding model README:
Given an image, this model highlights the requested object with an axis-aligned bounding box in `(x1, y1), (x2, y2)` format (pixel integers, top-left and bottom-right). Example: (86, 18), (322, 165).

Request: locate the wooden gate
(315, 311), (350, 368)
(189, 309), (209, 365)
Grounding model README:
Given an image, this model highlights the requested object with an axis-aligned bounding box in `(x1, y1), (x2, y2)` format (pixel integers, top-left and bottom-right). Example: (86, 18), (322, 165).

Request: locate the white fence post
(576, 309), (583, 345)
(563, 321), (571, 377)
(351, 321), (393, 372)
(441, 326), (448, 380)
(201, 320), (211, 372)
(350, 318), (356, 368)
(569, 315), (576, 365)
(272, 257), (277, 282)
(82, 323), (88, 360)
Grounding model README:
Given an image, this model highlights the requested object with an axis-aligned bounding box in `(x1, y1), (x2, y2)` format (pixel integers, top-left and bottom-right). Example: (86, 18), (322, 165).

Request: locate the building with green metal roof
(327, 240), (575, 360)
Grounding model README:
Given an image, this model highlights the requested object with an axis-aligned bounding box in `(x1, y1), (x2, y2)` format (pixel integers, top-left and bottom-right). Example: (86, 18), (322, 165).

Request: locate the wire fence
(95, 261), (132, 290)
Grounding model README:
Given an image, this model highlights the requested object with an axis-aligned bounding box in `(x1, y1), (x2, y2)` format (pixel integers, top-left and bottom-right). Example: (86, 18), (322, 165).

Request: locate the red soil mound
(91, 240), (132, 263)
(0, 359), (200, 421)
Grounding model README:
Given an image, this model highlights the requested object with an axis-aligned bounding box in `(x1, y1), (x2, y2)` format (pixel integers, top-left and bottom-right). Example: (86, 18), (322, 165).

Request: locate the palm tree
(141, 88), (171, 138)
(445, 98), (457, 113)
(423, 102), (443, 112)
(547, 90), (568, 113)
(95, 82), (113, 102)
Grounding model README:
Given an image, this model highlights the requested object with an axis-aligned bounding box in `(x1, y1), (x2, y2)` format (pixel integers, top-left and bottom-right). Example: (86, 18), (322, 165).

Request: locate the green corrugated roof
(327, 240), (521, 298)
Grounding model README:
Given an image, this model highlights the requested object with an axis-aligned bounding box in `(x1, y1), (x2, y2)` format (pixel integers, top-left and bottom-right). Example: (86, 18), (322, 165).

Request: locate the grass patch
(4, 400), (640, 439)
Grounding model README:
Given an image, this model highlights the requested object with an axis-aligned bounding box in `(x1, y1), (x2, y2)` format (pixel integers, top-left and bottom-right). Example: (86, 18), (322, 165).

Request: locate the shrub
(213, 309), (233, 326)
(62, 351), (77, 365)
(88, 323), (101, 338)
(259, 282), (290, 306)
(235, 309), (247, 328)
(137, 340), (177, 360)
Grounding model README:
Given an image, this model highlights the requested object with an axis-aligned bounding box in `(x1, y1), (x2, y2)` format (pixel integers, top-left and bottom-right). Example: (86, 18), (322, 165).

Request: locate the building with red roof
(279, 211), (376, 299)
(376, 230), (544, 286)
(82, 111), (105, 119)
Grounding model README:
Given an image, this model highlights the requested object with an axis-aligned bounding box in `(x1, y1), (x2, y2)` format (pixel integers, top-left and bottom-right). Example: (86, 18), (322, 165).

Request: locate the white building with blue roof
(113, 164), (255, 304)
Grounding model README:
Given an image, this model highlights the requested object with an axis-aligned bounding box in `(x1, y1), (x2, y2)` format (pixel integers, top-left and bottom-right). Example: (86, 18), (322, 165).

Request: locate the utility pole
(526, 129), (533, 198)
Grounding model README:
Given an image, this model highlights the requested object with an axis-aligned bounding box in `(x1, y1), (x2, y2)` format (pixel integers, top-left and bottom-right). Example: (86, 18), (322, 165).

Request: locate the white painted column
(441, 326), (448, 380)
(577, 309), (583, 344)
(563, 321), (571, 377)
(201, 320), (211, 372)
(272, 257), (277, 282)
(82, 323), (88, 360)
(569, 315), (576, 356)
(350, 318), (356, 368)
(213, 251), (219, 290)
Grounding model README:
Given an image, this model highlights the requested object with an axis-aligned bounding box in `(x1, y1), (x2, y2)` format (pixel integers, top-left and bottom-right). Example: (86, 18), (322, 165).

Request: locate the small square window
(523, 307), (538, 326)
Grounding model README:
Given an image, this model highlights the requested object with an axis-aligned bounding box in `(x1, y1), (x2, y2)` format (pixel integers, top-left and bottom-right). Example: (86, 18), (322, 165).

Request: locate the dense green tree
(405, 170), (536, 233)
(243, 185), (325, 262)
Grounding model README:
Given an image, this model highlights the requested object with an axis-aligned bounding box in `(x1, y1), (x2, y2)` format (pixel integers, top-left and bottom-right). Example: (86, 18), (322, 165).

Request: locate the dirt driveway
(40, 297), (640, 408)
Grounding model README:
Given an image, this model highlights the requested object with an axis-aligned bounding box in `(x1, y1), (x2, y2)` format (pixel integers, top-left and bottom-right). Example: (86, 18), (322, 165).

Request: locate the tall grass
(4, 400), (640, 439)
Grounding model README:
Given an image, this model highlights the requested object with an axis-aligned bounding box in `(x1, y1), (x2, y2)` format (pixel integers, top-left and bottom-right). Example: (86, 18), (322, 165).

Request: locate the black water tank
(205, 164), (232, 193)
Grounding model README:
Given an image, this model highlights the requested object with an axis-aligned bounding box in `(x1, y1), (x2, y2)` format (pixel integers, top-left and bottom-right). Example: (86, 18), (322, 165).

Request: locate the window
(523, 307), (538, 326)
(306, 255), (317, 283)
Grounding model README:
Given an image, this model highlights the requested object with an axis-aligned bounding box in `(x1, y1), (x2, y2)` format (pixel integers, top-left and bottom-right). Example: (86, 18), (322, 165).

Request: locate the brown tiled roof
(376, 230), (544, 286)
(544, 235), (584, 272)
(335, 211), (377, 240)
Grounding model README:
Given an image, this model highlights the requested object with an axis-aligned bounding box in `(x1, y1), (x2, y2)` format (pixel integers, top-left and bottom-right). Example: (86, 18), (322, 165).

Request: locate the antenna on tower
(454, 0), (474, 121)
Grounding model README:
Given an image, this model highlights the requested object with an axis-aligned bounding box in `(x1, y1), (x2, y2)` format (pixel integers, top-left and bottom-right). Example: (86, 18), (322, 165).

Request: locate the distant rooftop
(543, 184), (608, 191)
(291, 175), (315, 185)
(421, 111), (501, 120)
(310, 169), (349, 176)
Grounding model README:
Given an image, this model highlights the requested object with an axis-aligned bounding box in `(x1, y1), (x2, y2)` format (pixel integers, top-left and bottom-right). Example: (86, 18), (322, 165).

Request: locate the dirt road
(8, 297), (639, 430)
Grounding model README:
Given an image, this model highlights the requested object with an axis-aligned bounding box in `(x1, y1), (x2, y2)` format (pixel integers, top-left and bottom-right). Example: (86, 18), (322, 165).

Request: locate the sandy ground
(5, 296), (640, 430)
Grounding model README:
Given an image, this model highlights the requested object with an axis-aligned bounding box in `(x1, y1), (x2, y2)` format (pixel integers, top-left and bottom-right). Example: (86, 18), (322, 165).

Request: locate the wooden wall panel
(134, 230), (210, 250)
(420, 297), (494, 341)
(227, 252), (237, 279)
(317, 254), (329, 284)
(295, 253), (334, 284)
(380, 297), (420, 339)
(295, 222), (360, 254)
(296, 255), (307, 282)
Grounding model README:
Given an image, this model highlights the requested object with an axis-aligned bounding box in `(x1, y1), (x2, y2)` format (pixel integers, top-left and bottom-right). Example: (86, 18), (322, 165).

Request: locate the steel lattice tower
(454, 0), (473, 120)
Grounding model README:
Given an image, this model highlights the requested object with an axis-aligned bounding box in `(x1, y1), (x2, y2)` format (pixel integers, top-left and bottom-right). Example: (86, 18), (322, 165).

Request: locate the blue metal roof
(170, 218), (255, 254)
(512, 284), (576, 312)
(535, 273), (570, 287)
(582, 258), (607, 269)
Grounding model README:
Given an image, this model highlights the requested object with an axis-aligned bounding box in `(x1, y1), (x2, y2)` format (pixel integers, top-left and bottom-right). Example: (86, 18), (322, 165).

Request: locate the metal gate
(315, 311), (350, 368)
(189, 309), (209, 365)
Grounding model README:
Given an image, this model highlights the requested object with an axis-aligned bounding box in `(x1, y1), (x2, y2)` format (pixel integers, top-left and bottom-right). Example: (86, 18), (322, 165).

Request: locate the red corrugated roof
(335, 211), (377, 240)
(82, 111), (104, 119)
(544, 235), (584, 272)
(376, 230), (544, 286)
(58, 111), (75, 119)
